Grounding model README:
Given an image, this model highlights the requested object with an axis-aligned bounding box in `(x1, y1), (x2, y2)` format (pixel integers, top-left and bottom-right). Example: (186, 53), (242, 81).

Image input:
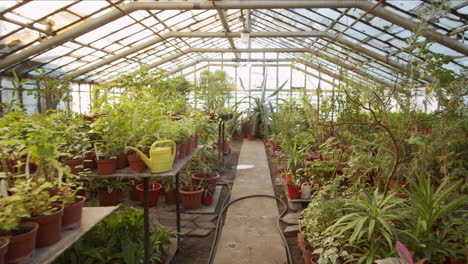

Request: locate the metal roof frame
(0, 0), (465, 85)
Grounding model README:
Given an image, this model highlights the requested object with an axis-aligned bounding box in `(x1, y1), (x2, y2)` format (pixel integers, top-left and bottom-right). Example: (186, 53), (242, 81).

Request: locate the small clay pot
(62, 196), (86, 230)
(127, 155), (147, 173)
(178, 142), (187, 159)
(202, 193), (213, 206)
(165, 189), (177, 204)
(180, 185), (204, 210)
(5, 222), (38, 264)
(129, 184), (140, 201)
(0, 237), (9, 264)
(97, 190), (120, 206)
(115, 153), (128, 169)
(136, 183), (162, 207)
(62, 158), (84, 175)
(287, 185), (301, 199)
(247, 134), (255, 141)
(96, 159), (116, 175)
(24, 204), (64, 248)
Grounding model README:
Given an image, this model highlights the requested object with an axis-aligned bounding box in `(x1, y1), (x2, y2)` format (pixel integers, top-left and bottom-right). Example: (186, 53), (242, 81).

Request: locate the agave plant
(238, 69), (288, 138)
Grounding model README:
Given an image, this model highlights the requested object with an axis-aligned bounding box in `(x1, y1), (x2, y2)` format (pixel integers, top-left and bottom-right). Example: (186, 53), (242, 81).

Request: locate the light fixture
(240, 28), (250, 44)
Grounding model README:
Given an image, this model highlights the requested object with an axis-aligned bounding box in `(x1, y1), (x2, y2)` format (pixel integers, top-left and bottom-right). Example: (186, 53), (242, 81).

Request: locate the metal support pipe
(145, 46), (432, 83)
(164, 58), (388, 87)
(1, 1), (465, 70)
(217, 9), (240, 60)
(74, 31), (421, 81)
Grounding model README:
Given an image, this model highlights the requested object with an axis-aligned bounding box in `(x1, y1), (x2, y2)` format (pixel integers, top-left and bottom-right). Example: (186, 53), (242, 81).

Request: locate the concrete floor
(214, 140), (287, 264)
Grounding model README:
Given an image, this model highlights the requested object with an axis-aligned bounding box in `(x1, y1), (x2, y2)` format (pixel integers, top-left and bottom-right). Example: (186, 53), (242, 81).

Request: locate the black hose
(207, 193), (293, 264)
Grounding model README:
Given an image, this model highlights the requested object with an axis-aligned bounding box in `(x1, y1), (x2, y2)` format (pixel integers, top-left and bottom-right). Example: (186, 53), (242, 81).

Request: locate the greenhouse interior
(0, 0), (467, 264)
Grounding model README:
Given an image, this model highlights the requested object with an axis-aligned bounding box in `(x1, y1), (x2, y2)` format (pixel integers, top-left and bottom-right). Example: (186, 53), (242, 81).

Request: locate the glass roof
(0, 0), (466, 85)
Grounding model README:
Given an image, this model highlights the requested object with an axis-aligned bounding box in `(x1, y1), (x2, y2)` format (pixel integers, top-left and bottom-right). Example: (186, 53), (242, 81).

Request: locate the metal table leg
(143, 177), (150, 264)
(175, 172), (181, 247)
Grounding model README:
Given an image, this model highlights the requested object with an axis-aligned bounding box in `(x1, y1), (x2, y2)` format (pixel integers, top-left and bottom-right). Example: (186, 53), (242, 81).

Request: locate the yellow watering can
(126, 140), (176, 173)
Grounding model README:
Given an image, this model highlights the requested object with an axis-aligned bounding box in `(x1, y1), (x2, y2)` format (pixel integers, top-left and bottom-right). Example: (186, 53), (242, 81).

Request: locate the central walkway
(214, 140), (287, 264)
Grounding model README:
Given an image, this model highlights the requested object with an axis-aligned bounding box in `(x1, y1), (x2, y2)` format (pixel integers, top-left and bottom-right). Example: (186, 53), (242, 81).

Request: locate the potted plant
(199, 178), (215, 206)
(57, 182), (86, 230)
(160, 177), (177, 204)
(0, 195), (38, 264)
(126, 178), (143, 201)
(93, 143), (118, 175)
(0, 237), (8, 264)
(135, 182), (163, 206)
(10, 178), (64, 248)
(179, 185), (204, 210)
(90, 177), (129, 206)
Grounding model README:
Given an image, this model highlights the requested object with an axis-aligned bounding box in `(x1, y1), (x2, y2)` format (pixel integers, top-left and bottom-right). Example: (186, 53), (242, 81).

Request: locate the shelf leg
(143, 177), (150, 264)
(175, 172), (181, 247)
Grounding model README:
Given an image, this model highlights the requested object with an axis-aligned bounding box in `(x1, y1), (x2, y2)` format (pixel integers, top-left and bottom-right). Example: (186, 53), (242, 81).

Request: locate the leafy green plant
(375, 241), (428, 264)
(401, 175), (467, 262)
(302, 192), (349, 264)
(328, 189), (407, 264)
(55, 207), (174, 264)
(196, 69), (234, 114)
(9, 178), (58, 217)
(238, 69), (288, 138)
(89, 177), (129, 193)
(0, 194), (30, 235)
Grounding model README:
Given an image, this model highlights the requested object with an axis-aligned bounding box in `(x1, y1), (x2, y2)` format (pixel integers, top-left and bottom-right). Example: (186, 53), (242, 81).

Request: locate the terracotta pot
(136, 183), (162, 207)
(83, 152), (96, 169)
(127, 155), (147, 173)
(180, 185), (204, 210)
(97, 190), (120, 206)
(0, 237), (9, 264)
(129, 184), (140, 201)
(191, 136), (196, 150)
(115, 153), (128, 169)
(287, 185), (301, 199)
(62, 158), (84, 175)
(165, 189), (177, 204)
(178, 142), (187, 159)
(184, 140), (192, 155)
(194, 135), (199, 148)
(450, 256), (465, 264)
(247, 134), (255, 141)
(5, 222), (38, 264)
(191, 173), (219, 192)
(96, 159), (116, 175)
(283, 172), (293, 185)
(62, 196), (86, 230)
(175, 144), (182, 160)
(202, 193), (213, 206)
(302, 246), (319, 264)
(24, 204), (64, 248)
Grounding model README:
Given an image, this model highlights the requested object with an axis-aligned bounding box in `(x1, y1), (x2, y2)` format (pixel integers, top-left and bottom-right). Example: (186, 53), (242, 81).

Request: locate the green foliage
(9, 178), (58, 217)
(302, 193), (349, 264)
(328, 189), (407, 264)
(55, 207), (174, 264)
(0, 194), (30, 235)
(401, 175), (467, 262)
(196, 69), (234, 114)
(88, 177), (129, 193)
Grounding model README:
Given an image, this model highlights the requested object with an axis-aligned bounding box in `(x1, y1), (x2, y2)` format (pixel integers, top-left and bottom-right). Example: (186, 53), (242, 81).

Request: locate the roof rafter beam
(162, 57), (391, 88)
(1, 0), (466, 71)
(73, 31), (427, 82)
(217, 9), (240, 59)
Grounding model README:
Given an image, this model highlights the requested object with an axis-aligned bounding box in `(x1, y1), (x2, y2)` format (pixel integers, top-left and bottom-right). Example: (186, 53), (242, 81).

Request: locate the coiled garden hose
(207, 192), (293, 264)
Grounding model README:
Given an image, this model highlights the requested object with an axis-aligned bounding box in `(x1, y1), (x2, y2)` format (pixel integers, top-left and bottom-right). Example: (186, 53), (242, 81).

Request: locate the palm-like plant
(238, 70), (288, 138)
(328, 189), (407, 264)
(402, 175), (467, 262)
